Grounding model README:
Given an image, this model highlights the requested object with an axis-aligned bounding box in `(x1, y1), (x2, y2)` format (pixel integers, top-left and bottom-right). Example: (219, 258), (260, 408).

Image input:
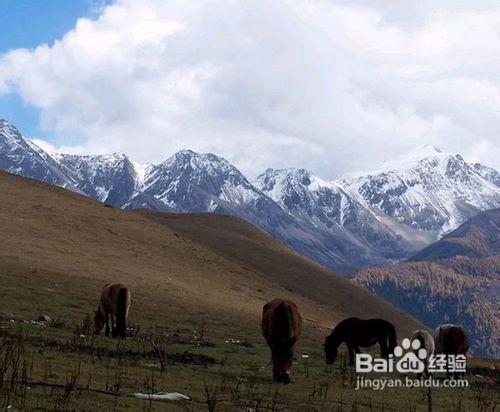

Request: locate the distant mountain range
(353, 208), (500, 357)
(1, 118), (500, 273)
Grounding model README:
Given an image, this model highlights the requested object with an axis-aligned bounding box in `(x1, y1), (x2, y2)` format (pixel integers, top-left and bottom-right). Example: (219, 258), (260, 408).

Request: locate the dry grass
(0, 171), (498, 410)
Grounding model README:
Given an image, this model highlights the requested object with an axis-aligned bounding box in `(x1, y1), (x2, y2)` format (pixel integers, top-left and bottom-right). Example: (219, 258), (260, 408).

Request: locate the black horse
(324, 318), (397, 365)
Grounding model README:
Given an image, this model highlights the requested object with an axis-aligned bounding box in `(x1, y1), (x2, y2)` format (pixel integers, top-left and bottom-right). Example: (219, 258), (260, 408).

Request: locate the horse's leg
(104, 312), (110, 337)
(111, 314), (116, 337)
(379, 339), (389, 358)
(272, 352), (281, 382)
(347, 346), (355, 366)
(424, 360), (431, 378)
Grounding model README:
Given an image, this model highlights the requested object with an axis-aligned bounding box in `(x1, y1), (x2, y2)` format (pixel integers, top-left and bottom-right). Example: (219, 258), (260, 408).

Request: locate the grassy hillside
(0, 171), (497, 410)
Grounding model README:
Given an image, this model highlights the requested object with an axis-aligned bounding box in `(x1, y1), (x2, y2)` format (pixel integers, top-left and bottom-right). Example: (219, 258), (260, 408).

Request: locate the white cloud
(1, 0), (499, 178)
(30, 138), (85, 156)
(30, 139), (57, 154)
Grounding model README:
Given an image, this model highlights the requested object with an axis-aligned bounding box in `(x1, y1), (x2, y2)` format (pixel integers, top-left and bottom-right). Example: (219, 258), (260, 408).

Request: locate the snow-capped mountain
(1, 118), (499, 273)
(141, 150), (264, 212)
(255, 168), (431, 260)
(0, 119), (78, 192)
(135, 151), (396, 271)
(136, 149), (299, 233)
(343, 146), (500, 234)
(53, 152), (141, 206)
(473, 162), (500, 187)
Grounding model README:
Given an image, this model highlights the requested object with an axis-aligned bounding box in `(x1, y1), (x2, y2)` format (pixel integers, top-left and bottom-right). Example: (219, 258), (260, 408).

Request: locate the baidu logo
(394, 338), (427, 373)
(355, 337), (468, 390)
(356, 338), (428, 374)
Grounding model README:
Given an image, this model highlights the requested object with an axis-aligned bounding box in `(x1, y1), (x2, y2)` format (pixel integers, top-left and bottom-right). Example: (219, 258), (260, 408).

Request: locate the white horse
(411, 329), (435, 376)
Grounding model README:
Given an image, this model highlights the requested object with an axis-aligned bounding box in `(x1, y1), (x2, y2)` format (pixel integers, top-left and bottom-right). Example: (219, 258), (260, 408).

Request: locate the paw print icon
(394, 338), (427, 374)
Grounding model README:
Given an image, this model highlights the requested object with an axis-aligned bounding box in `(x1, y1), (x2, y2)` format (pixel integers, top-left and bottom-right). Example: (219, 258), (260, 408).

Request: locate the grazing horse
(324, 318), (397, 366)
(94, 283), (131, 339)
(434, 324), (468, 377)
(411, 329), (435, 376)
(262, 299), (302, 384)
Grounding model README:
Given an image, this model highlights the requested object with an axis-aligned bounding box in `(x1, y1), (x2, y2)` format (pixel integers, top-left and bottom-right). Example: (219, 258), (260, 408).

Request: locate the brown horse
(324, 318), (397, 365)
(94, 283), (131, 338)
(434, 324), (468, 377)
(262, 299), (302, 384)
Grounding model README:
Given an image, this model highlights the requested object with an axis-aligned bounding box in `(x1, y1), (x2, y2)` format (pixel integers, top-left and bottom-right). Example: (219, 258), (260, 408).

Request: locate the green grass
(0, 316), (497, 411)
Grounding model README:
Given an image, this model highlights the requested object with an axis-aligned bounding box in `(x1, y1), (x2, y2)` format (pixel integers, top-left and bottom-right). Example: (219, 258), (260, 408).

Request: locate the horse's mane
(325, 318), (357, 347)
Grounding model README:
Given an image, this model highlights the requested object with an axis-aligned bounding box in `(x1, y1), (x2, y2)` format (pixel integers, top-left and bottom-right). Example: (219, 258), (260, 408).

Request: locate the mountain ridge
(1, 118), (499, 273)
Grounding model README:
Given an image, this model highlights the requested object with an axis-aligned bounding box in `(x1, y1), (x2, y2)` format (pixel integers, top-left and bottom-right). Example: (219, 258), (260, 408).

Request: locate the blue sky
(0, 0), (108, 142)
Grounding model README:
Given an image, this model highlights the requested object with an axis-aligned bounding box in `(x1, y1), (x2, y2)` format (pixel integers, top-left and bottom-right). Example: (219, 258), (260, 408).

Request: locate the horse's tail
(275, 302), (298, 349)
(462, 329), (469, 354)
(388, 324), (397, 353)
(115, 287), (129, 339)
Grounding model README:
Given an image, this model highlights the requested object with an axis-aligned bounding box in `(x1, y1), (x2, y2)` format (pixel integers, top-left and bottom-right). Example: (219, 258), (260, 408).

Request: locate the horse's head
(324, 335), (338, 364)
(94, 310), (105, 335)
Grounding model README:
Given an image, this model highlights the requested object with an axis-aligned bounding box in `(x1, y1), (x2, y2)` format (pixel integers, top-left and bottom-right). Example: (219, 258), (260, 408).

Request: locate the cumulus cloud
(1, 0), (499, 178)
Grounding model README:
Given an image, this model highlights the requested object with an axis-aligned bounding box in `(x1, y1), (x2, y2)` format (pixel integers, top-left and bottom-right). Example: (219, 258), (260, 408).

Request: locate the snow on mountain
(134, 153), (389, 270)
(343, 145), (500, 235)
(257, 168), (368, 227)
(0, 119), (79, 191)
(255, 168), (430, 261)
(1, 118), (499, 273)
(472, 162), (500, 187)
(141, 150), (263, 212)
(53, 152), (141, 206)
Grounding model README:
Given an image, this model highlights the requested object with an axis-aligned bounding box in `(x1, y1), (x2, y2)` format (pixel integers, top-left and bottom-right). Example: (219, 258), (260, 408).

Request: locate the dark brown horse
(324, 318), (397, 365)
(94, 283), (131, 338)
(262, 299), (302, 384)
(434, 324), (468, 377)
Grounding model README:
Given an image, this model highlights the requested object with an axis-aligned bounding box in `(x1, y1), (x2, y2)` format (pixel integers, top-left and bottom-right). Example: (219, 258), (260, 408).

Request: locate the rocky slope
(256, 168), (431, 262)
(0, 119), (78, 191)
(54, 152), (140, 206)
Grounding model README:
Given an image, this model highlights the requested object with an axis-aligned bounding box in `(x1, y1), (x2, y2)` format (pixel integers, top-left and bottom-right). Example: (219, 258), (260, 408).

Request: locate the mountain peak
(161, 150), (236, 177)
(0, 118), (14, 127)
(259, 167), (311, 180)
(384, 145), (452, 170)
(345, 144), (500, 233)
(345, 145), (456, 179)
(256, 167), (316, 195)
(175, 149), (197, 157)
(406, 144), (442, 157)
(170, 149), (222, 162)
(0, 119), (23, 144)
